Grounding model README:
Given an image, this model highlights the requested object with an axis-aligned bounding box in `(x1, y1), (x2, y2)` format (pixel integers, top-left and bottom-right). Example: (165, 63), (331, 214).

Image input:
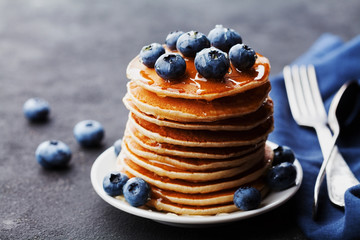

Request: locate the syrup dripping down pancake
(127, 80), (271, 122)
(123, 135), (266, 171)
(126, 127), (266, 159)
(122, 138), (265, 181)
(124, 94), (274, 131)
(128, 113), (274, 147)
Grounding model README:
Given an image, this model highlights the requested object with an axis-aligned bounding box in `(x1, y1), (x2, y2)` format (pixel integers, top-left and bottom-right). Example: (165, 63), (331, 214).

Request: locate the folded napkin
(268, 33), (360, 240)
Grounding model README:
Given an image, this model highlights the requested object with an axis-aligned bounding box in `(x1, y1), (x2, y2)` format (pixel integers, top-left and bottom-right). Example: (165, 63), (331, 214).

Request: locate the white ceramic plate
(90, 142), (303, 227)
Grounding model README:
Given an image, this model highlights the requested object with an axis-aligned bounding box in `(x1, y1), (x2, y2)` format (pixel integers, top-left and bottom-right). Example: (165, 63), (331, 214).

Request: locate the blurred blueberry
(165, 31), (184, 51)
(113, 138), (122, 156)
(176, 31), (210, 57)
(273, 145), (295, 165)
(229, 44), (257, 71)
(103, 172), (129, 196)
(23, 98), (50, 122)
(233, 187), (261, 211)
(35, 140), (71, 169)
(194, 47), (230, 79)
(139, 43), (165, 68)
(155, 53), (186, 80)
(123, 177), (150, 207)
(73, 120), (105, 147)
(267, 162), (297, 191)
(208, 25), (242, 52)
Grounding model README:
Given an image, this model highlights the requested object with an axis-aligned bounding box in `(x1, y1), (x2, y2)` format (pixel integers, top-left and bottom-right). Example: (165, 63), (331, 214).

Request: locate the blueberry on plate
(229, 44), (257, 71)
(165, 31), (184, 51)
(176, 31), (210, 57)
(194, 47), (230, 79)
(113, 138), (122, 156)
(272, 145), (295, 165)
(233, 187), (261, 211)
(208, 25), (242, 52)
(123, 177), (151, 207)
(35, 140), (72, 169)
(23, 97), (50, 122)
(267, 162), (297, 191)
(73, 120), (105, 147)
(139, 43), (165, 68)
(103, 172), (129, 196)
(155, 53), (186, 80)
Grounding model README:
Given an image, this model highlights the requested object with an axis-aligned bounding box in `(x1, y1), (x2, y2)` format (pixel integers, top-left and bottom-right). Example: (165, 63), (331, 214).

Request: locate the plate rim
(90, 141), (303, 226)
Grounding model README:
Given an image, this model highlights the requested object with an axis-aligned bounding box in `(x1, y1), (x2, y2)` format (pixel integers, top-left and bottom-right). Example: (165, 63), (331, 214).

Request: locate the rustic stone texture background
(1, 0), (359, 239)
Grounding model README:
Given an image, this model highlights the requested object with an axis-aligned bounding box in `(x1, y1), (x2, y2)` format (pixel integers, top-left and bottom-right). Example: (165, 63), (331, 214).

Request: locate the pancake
(123, 135), (266, 171)
(150, 179), (267, 206)
(148, 184), (269, 215)
(122, 138), (265, 181)
(127, 50), (270, 101)
(126, 126), (266, 159)
(148, 181), (270, 215)
(127, 80), (271, 122)
(129, 112), (274, 147)
(124, 94), (274, 131)
(118, 145), (272, 194)
(117, 144), (273, 215)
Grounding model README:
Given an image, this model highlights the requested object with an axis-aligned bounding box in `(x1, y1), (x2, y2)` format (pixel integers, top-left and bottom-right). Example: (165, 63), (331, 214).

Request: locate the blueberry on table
(73, 120), (105, 148)
(267, 162), (297, 191)
(103, 172), (129, 196)
(113, 138), (122, 156)
(155, 53), (186, 80)
(272, 145), (295, 165)
(208, 25), (242, 52)
(176, 31), (210, 57)
(165, 31), (184, 51)
(123, 177), (151, 207)
(140, 43), (165, 68)
(35, 140), (72, 169)
(233, 187), (261, 211)
(194, 47), (230, 79)
(229, 44), (257, 71)
(23, 97), (50, 122)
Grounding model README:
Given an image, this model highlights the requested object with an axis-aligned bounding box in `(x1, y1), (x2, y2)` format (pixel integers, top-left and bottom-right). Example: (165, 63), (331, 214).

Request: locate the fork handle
(314, 124), (359, 207)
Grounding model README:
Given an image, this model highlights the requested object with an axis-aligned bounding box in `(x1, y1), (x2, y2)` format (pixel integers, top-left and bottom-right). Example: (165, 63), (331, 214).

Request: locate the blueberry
(35, 140), (72, 169)
(194, 47), (230, 79)
(176, 31), (210, 57)
(73, 120), (105, 147)
(233, 187), (261, 211)
(165, 31), (184, 51)
(273, 145), (295, 165)
(123, 177), (150, 207)
(103, 172), (129, 196)
(23, 98), (50, 122)
(267, 162), (297, 191)
(229, 44), (257, 71)
(208, 25), (242, 52)
(139, 43), (165, 68)
(113, 138), (122, 156)
(154, 53), (186, 80)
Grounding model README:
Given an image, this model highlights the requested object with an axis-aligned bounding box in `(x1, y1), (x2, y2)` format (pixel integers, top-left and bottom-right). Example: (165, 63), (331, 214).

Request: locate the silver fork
(283, 65), (352, 219)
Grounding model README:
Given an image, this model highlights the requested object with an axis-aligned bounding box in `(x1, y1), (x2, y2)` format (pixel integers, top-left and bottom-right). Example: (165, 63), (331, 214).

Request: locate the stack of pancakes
(117, 48), (274, 215)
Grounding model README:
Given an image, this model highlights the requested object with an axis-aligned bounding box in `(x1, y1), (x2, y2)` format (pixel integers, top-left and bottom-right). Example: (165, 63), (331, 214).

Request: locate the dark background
(1, 0), (359, 239)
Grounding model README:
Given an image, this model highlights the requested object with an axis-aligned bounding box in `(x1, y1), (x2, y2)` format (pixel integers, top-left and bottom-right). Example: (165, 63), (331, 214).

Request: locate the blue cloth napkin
(268, 33), (360, 240)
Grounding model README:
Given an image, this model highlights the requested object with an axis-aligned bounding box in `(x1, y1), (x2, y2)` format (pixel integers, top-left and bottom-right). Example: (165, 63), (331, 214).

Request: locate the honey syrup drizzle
(127, 48), (270, 96)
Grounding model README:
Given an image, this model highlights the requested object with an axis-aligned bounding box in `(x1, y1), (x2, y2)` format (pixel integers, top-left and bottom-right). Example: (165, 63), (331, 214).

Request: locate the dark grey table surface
(1, 0), (359, 239)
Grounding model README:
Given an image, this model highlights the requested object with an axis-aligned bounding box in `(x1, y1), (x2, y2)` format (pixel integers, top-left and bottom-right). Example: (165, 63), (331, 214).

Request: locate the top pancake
(126, 48), (270, 101)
